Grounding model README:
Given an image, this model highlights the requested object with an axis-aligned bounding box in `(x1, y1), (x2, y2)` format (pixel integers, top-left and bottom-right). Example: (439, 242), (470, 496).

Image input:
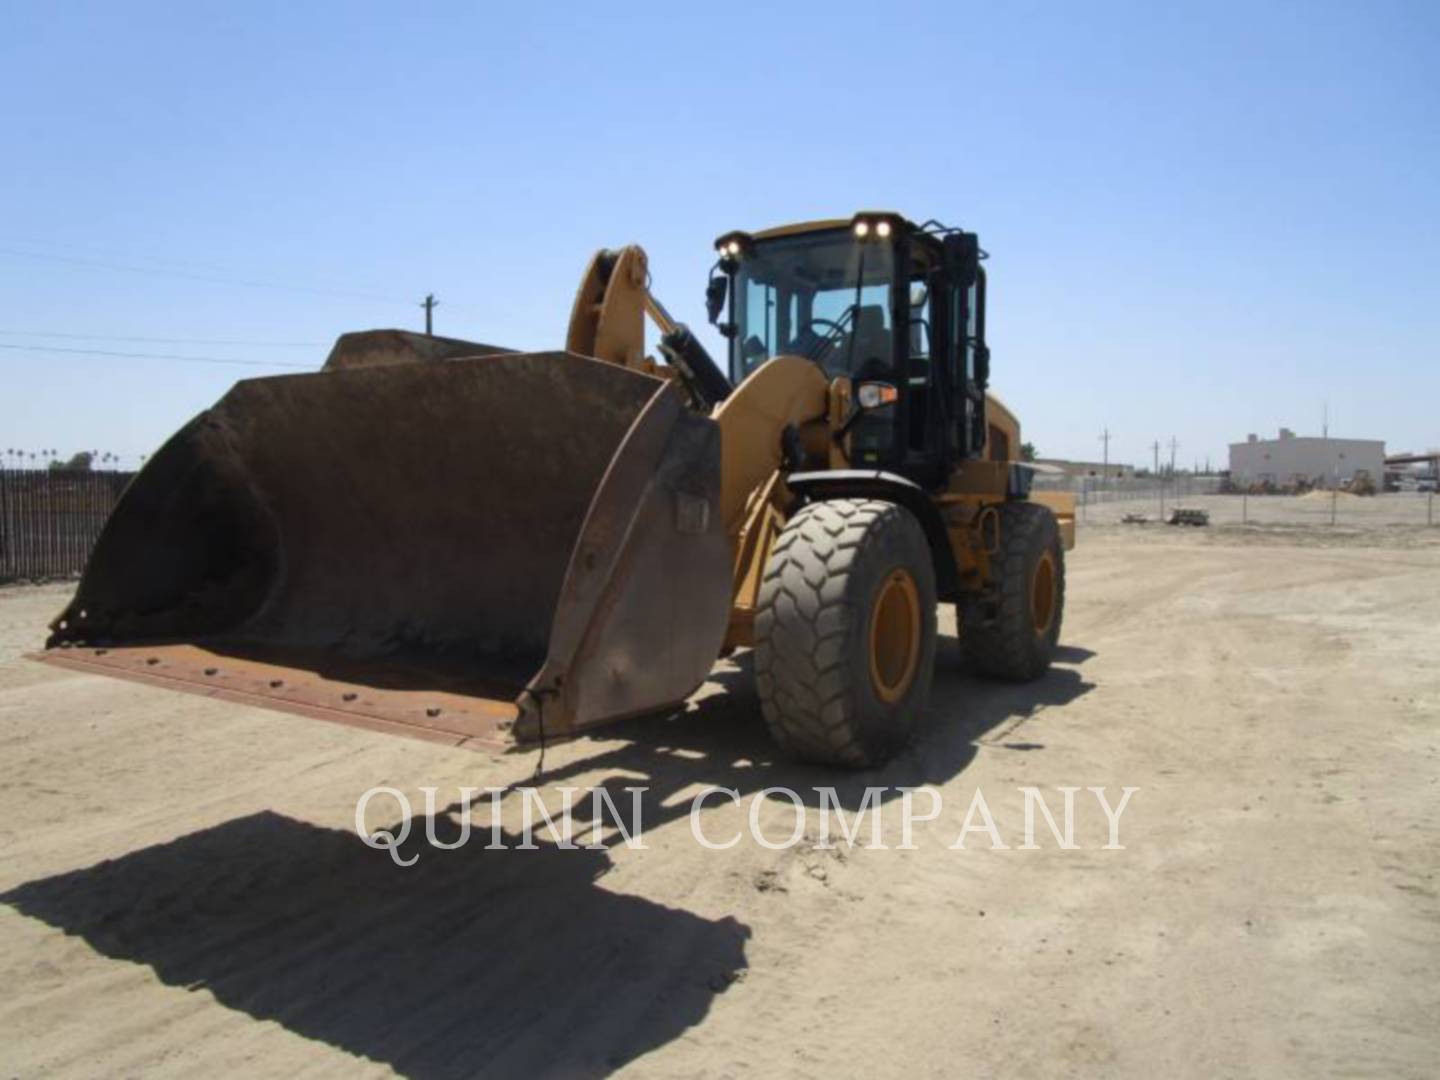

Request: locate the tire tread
(964, 501), (1065, 681)
(756, 498), (934, 766)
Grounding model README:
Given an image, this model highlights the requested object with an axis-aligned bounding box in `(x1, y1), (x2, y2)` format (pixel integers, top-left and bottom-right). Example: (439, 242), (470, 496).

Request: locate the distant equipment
(1167, 507), (1210, 527)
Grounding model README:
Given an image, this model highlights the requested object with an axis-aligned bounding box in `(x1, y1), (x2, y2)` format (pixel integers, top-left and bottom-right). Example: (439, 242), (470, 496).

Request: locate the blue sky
(2, 1), (1436, 469)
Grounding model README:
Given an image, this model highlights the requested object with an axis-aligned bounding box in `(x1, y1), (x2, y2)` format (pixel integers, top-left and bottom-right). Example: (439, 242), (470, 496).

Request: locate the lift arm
(565, 245), (731, 410)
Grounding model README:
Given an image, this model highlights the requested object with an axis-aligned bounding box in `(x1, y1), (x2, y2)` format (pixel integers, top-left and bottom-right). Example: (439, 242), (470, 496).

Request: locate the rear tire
(755, 498), (937, 767)
(962, 501), (1064, 681)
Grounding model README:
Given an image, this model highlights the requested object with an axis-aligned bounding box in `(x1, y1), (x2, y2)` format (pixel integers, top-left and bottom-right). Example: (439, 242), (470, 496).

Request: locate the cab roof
(726, 212), (915, 245)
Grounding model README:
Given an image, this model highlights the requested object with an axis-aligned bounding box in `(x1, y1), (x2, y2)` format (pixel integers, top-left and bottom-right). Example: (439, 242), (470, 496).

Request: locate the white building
(1228, 428), (1385, 488)
(1034, 458), (1135, 480)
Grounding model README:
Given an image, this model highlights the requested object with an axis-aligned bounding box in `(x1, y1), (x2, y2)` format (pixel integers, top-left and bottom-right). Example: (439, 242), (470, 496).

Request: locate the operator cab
(707, 213), (990, 490)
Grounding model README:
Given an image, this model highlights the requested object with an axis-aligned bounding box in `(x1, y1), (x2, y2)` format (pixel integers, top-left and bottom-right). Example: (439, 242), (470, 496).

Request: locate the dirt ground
(2, 506), (1438, 1078)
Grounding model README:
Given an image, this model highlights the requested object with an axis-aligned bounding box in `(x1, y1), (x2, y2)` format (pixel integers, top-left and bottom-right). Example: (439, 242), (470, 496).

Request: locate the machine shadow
(547, 638), (1097, 829)
(1052, 644), (1096, 665)
(1, 812), (749, 1080)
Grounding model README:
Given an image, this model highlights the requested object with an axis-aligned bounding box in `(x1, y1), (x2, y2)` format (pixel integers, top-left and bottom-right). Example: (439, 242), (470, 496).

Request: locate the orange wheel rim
(869, 569), (921, 703)
(1031, 551), (1057, 634)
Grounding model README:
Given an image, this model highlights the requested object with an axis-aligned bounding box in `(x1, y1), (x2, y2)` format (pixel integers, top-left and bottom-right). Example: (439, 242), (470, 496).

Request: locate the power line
(0, 234), (269, 270)
(0, 237), (496, 316)
(0, 237), (406, 295)
(0, 246), (410, 305)
(0, 329), (322, 347)
(0, 342), (311, 369)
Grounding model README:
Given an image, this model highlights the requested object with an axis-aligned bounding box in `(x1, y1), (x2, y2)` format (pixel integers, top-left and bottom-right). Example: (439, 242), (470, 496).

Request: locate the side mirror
(909, 281), (929, 308)
(975, 343), (991, 387)
(705, 275), (729, 325)
(943, 232), (980, 287)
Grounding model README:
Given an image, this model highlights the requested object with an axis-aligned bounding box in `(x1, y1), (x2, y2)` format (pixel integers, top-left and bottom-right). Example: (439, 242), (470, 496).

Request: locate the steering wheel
(807, 317), (846, 336)
(800, 317), (848, 362)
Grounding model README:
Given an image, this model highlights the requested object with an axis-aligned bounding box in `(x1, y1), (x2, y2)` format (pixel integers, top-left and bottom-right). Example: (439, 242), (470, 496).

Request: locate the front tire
(755, 498), (937, 767)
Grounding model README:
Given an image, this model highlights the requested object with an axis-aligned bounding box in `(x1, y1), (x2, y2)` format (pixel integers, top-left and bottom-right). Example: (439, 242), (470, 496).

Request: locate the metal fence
(1031, 473), (1224, 512)
(0, 468), (134, 583)
(1026, 474), (1440, 527)
(1030, 476), (1437, 529)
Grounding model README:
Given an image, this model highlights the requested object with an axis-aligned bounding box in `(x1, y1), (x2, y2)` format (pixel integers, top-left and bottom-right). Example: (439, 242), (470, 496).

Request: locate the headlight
(856, 382), (898, 409)
(726, 240), (742, 256)
(854, 221), (870, 238)
(876, 220), (892, 238)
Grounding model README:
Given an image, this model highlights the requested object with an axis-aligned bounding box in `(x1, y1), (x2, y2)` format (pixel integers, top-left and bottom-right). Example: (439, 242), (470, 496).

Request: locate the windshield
(730, 230), (896, 381)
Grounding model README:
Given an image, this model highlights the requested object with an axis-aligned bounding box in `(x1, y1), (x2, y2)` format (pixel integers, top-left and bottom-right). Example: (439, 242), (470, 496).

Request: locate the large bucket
(38, 350), (732, 751)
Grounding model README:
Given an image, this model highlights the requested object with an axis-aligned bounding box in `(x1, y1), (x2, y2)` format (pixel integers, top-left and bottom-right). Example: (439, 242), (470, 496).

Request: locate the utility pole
(1152, 440), (1162, 516)
(1098, 427), (1111, 504)
(1168, 436), (1179, 510)
(420, 293), (439, 337)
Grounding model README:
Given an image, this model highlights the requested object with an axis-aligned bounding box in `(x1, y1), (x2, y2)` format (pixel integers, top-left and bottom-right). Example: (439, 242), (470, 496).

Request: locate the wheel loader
(39, 212), (1075, 767)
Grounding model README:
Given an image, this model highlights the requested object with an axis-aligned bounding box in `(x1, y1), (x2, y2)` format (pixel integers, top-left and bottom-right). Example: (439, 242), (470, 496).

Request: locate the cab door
(943, 232), (988, 458)
(894, 242), (957, 488)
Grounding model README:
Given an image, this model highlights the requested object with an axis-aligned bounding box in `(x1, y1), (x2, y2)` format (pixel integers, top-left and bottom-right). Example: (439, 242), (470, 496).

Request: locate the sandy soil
(2, 517), (1437, 1078)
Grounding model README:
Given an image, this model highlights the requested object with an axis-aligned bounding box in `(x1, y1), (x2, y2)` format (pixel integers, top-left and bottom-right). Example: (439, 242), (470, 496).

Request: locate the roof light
(725, 240), (742, 256)
(876, 220), (892, 238)
(854, 221), (870, 238)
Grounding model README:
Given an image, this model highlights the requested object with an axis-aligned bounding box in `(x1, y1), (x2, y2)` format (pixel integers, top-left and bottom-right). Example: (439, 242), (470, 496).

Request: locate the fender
(784, 470), (962, 600)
